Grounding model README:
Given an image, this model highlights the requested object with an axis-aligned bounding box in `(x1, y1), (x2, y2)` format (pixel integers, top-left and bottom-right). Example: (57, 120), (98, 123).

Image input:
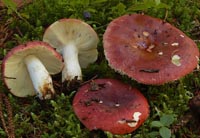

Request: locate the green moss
(0, 0), (200, 137)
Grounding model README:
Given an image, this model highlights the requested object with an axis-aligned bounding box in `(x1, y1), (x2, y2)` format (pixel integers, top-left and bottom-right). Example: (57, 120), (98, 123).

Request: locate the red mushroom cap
(103, 14), (199, 85)
(73, 79), (149, 134)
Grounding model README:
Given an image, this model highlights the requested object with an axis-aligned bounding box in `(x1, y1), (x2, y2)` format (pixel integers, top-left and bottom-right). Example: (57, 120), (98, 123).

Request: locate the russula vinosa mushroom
(43, 18), (99, 82)
(103, 14), (199, 85)
(2, 41), (63, 100)
(73, 79), (149, 134)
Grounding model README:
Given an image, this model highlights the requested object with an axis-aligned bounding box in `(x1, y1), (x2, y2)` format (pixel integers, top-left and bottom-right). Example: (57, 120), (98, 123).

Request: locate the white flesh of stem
(62, 43), (82, 82)
(24, 55), (55, 99)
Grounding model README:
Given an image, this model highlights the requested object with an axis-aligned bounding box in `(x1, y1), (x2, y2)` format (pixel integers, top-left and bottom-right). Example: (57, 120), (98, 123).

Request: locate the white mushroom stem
(62, 43), (82, 82)
(24, 55), (55, 99)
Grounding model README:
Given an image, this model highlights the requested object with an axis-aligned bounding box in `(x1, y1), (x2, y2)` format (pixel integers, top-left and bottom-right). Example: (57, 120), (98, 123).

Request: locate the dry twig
(0, 93), (15, 138)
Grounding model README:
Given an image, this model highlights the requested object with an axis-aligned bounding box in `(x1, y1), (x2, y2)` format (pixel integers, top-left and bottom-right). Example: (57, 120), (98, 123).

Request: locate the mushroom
(73, 79), (149, 134)
(1, 41), (63, 100)
(43, 18), (99, 82)
(103, 14), (199, 85)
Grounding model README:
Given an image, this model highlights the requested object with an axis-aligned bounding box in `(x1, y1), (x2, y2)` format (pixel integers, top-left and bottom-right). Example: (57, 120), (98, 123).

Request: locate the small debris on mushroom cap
(142, 31), (149, 37)
(171, 42), (179, 46)
(146, 44), (155, 52)
(162, 42), (168, 45)
(115, 103), (120, 107)
(158, 52), (163, 56)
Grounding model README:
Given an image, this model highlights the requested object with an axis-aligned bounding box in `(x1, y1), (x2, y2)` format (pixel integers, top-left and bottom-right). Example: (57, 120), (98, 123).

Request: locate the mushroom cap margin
(43, 18), (99, 68)
(1, 41), (63, 97)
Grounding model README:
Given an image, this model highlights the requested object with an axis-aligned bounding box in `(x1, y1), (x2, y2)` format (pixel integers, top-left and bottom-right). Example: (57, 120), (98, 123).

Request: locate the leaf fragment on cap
(127, 112), (141, 128)
(171, 55), (181, 66)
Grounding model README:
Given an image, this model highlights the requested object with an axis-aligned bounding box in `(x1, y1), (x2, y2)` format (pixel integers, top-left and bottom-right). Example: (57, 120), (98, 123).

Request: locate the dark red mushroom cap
(103, 14), (199, 85)
(73, 79), (149, 134)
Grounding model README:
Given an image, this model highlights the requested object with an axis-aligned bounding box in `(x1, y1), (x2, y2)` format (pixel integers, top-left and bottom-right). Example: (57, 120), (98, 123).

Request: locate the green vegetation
(0, 0), (200, 137)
